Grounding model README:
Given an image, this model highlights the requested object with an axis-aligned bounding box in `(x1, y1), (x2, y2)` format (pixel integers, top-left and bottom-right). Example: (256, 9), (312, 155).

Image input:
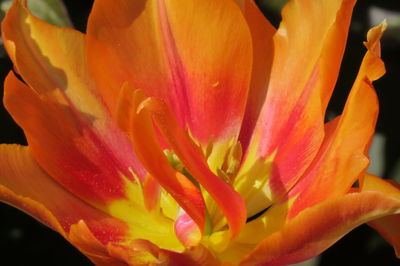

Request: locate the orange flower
(1, 0), (399, 265)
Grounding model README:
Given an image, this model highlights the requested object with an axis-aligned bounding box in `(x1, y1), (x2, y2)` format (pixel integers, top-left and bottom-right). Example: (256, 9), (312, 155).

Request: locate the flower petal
(2, 0), (146, 205)
(87, 0), (252, 144)
(288, 22), (386, 217)
(128, 90), (207, 234)
(240, 191), (400, 266)
(4, 71), (182, 250)
(361, 174), (400, 257)
(0, 144), (127, 244)
(238, 0), (276, 151)
(139, 97), (247, 238)
(108, 239), (218, 266)
(68, 221), (127, 266)
(174, 212), (202, 247)
(3, 70), (140, 203)
(235, 0), (358, 216)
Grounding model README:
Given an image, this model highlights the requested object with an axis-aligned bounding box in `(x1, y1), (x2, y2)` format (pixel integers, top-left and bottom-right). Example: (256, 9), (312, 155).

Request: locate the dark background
(0, 0), (399, 265)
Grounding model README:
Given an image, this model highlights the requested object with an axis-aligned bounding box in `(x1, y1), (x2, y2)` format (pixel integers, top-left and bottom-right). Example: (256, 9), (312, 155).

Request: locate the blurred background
(0, 0), (399, 265)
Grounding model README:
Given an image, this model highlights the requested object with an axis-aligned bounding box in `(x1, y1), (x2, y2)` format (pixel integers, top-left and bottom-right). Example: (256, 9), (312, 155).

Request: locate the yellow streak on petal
(233, 140), (277, 217)
(106, 175), (183, 251)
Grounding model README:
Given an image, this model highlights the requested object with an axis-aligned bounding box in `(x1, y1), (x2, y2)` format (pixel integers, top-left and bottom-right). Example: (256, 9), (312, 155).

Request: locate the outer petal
(2, 1), (146, 205)
(235, 0), (357, 216)
(240, 191), (400, 266)
(0, 144), (127, 244)
(361, 174), (400, 257)
(288, 22), (386, 217)
(87, 0), (252, 144)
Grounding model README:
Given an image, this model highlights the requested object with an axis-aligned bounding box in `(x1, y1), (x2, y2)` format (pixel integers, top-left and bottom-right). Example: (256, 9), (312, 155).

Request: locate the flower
(0, 0), (399, 265)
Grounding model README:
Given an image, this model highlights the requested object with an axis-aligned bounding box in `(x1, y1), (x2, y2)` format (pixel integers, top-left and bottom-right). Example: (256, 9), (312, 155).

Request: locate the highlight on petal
(235, 0), (358, 217)
(87, 0), (252, 146)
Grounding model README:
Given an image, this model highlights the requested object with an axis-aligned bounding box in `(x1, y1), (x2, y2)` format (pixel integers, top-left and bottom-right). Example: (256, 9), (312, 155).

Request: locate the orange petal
(238, 0), (276, 151)
(142, 173), (161, 211)
(129, 91), (206, 233)
(0, 144), (128, 244)
(361, 174), (400, 257)
(140, 97), (247, 238)
(288, 22), (386, 217)
(107, 239), (162, 265)
(240, 191), (400, 266)
(87, 0), (252, 144)
(236, 0), (357, 214)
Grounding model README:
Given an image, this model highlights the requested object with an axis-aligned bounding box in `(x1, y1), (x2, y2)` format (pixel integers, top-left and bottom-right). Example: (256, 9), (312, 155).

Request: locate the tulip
(1, 0), (399, 265)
